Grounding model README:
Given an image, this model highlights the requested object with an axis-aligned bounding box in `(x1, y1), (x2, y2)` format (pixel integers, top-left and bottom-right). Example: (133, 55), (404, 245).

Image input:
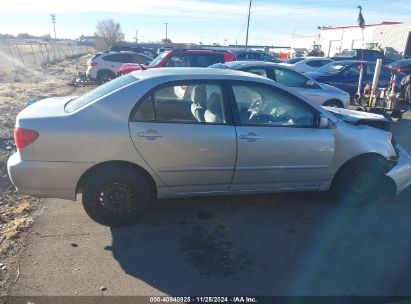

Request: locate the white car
(86, 51), (152, 83)
(281, 57), (334, 73)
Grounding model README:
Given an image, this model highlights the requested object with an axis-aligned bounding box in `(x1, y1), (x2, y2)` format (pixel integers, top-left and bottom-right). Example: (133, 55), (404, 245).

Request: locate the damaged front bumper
(386, 144), (411, 195)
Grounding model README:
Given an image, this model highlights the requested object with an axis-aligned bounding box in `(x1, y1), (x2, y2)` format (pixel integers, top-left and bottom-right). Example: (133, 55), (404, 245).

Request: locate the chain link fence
(0, 41), (93, 76)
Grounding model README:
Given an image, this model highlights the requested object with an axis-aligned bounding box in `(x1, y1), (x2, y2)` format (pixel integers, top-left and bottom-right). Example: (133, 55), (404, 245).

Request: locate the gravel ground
(0, 55), (96, 292)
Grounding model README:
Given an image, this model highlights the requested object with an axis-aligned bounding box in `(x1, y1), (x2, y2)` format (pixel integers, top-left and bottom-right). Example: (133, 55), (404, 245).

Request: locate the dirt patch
(0, 54), (97, 294)
(180, 226), (251, 277)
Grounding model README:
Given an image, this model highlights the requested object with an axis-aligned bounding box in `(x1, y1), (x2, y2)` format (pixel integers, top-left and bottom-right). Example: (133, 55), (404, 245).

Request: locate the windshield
(65, 75), (137, 113)
(149, 51), (168, 67)
(315, 62), (352, 74)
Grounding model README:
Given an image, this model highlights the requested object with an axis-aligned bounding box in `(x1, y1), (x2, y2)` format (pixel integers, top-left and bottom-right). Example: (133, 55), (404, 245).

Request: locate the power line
(251, 20), (293, 36)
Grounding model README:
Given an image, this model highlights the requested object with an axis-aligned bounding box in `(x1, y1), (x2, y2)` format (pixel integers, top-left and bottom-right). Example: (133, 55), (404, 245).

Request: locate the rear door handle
(137, 130), (163, 138)
(239, 132), (262, 141)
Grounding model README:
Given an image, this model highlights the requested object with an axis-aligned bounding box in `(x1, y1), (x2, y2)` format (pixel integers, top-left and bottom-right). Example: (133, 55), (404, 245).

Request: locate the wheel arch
(323, 99), (344, 108)
(76, 160), (157, 198)
(330, 152), (392, 190)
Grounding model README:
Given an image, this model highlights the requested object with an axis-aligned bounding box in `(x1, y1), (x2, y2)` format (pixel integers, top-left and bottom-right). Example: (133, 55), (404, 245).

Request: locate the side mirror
(319, 114), (329, 128)
(306, 79), (315, 87)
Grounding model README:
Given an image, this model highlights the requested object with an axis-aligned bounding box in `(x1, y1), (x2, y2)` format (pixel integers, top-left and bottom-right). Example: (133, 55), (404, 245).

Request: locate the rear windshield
(209, 63), (229, 69)
(286, 58), (305, 64)
(65, 75), (137, 113)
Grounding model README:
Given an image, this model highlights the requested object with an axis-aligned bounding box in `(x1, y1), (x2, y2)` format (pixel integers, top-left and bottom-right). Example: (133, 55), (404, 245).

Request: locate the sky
(0, 0), (410, 46)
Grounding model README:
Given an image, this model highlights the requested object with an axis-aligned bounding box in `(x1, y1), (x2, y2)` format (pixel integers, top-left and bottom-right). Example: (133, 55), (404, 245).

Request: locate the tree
(94, 19), (124, 50)
(161, 38), (172, 45)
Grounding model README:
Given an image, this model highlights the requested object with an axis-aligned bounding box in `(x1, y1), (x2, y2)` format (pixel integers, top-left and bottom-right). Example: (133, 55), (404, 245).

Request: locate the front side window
(232, 84), (315, 127)
(149, 52), (168, 67)
(242, 67), (268, 78)
(272, 68), (308, 87)
(341, 64), (360, 77)
(164, 54), (192, 67)
(133, 83), (226, 124)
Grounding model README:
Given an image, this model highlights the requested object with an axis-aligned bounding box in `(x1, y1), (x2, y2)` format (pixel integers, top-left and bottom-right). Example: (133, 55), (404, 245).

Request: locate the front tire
(82, 166), (151, 226)
(332, 157), (388, 207)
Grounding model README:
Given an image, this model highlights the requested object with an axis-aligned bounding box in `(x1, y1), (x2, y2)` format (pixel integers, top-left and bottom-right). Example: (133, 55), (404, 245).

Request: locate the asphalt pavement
(9, 114), (411, 296)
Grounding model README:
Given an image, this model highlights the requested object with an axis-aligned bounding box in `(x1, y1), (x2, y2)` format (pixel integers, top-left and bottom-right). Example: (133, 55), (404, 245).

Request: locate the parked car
(108, 45), (158, 59)
(306, 60), (403, 97)
(118, 49), (235, 75)
(389, 59), (411, 75)
(331, 49), (394, 65)
(8, 68), (411, 226)
(232, 50), (281, 63)
(280, 57), (334, 73)
(210, 61), (350, 108)
(86, 51), (152, 84)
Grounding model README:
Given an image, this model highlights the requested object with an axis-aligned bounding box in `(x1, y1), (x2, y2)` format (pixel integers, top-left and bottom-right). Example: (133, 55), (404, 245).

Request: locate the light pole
(245, 0), (252, 50)
(164, 22), (168, 44)
(50, 14), (57, 40)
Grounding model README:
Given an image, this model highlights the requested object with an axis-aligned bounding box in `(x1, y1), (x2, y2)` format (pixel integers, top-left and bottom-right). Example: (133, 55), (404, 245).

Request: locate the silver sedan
(210, 61), (350, 108)
(7, 68), (411, 226)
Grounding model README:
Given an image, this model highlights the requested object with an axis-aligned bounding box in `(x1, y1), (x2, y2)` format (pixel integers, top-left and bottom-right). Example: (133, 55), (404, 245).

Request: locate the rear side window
(193, 54), (225, 67)
(132, 82), (226, 124)
(103, 54), (131, 63)
(65, 75), (137, 113)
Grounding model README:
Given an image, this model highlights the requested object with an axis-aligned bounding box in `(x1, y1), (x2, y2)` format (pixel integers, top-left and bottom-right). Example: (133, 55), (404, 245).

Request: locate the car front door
(229, 82), (335, 191)
(129, 81), (237, 193)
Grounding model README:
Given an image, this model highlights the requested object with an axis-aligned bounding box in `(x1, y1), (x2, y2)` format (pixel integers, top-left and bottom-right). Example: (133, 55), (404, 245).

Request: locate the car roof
(129, 67), (272, 82)
(102, 51), (149, 56)
(215, 60), (285, 69)
(330, 60), (367, 64)
(167, 49), (230, 54)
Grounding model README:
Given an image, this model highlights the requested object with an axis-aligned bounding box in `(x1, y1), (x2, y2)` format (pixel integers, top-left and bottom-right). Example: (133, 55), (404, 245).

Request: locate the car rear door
(129, 81), (237, 193)
(229, 81), (335, 191)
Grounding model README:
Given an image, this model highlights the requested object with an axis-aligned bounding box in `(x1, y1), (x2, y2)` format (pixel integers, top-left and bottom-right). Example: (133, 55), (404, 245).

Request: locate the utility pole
(164, 22), (168, 44)
(50, 14), (57, 40)
(245, 0), (252, 50)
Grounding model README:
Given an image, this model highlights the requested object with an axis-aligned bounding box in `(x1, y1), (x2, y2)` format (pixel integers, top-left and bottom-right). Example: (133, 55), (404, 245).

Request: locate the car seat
(204, 93), (224, 123)
(191, 85), (207, 122)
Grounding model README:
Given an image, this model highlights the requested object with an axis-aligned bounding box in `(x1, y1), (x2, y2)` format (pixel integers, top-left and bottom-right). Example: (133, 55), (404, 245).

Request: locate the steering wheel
(248, 98), (263, 120)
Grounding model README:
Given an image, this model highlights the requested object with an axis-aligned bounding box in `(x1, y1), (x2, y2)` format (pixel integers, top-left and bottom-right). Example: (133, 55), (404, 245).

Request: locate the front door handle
(137, 130), (163, 139)
(239, 132), (262, 141)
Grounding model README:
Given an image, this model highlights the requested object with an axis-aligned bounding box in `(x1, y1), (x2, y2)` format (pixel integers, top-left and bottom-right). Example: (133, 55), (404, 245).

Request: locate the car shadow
(109, 190), (411, 295)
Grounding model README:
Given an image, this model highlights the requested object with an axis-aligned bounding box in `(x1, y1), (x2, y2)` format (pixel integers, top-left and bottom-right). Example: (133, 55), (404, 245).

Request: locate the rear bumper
(7, 153), (94, 201)
(385, 144), (411, 195)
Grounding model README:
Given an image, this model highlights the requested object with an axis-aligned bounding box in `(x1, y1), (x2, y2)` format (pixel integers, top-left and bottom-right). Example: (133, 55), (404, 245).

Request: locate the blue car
(306, 60), (402, 97)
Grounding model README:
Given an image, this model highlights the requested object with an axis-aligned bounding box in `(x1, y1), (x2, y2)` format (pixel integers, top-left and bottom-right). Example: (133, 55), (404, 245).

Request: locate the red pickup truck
(118, 49), (236, 75)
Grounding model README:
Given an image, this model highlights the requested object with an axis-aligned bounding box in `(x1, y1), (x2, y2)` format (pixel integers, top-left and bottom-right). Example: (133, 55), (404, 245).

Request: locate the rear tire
(82, 166), (151, 226)
(98, 71), (115, 84)
(332, 156), (387, 207)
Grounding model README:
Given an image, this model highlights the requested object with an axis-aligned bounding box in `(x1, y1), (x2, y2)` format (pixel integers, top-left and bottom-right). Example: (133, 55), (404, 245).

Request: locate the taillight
(14, 127), (39, 149)
(87, 60), (97, 67)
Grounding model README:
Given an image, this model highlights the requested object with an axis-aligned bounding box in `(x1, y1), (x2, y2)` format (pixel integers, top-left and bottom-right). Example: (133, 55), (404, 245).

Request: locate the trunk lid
(17, 96), (75, 121)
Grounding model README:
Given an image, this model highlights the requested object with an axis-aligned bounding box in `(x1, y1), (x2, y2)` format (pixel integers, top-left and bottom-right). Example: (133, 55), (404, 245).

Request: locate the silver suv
(86, 51), (151, 83)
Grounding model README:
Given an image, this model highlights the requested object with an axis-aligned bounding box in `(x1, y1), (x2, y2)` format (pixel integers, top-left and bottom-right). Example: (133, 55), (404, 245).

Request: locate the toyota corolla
(7, 68), (411, 226)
